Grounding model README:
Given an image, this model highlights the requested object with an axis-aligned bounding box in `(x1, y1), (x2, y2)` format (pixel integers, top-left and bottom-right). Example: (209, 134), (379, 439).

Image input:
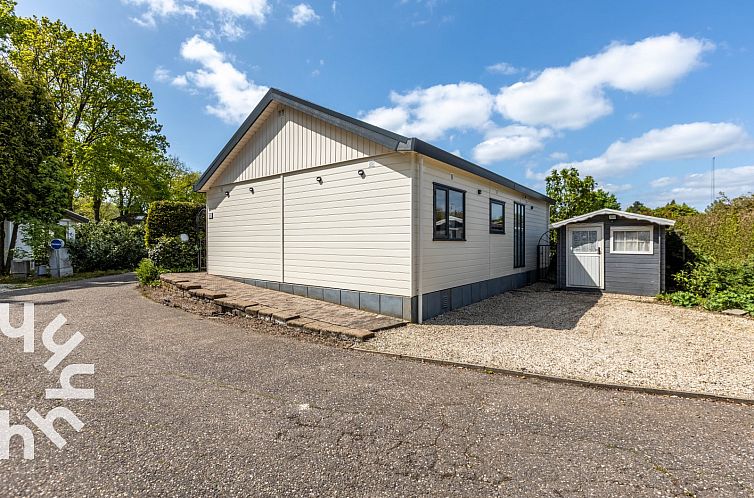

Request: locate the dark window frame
(433, 183), (466, 241)
(513, 201), (526, 268)
(489, 199), (506, 234)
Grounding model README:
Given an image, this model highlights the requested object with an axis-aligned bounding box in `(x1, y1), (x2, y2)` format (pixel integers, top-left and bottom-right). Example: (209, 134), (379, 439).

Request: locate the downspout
(416, 155), (424, 324)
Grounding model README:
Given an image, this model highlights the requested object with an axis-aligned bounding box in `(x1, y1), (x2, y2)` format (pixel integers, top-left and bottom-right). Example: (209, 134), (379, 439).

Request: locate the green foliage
(626, 200), (698, 220)
(165, 156), (205, 203)
(0, 63), (67, 274)
(15, 220), (65, 264)
(135, 258), (162, 287)
(147, 236), (197, 272)
(675, 194), (754, 264)
(4, 14), (169, 221)
(144, 201), (203, 247)
(658, 291), (700, 307)
(545, 167), (621, 224)
(68, 221), (146, 272)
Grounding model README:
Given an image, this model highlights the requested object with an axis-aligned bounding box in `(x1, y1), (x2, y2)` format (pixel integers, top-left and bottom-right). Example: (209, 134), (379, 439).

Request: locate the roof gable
(195, 88), (553, 204)
(551, 208), (676, 228)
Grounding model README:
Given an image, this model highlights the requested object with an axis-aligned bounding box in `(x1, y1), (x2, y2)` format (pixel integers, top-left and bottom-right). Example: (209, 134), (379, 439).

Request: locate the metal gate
(196, 207), (207, 271)
(536, 230), (556, 282)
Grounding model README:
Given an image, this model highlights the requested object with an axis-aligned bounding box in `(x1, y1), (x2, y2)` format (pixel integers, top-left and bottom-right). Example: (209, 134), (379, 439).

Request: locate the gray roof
(194, 88), (554, 203)
(61, 209), (89, 223)
(550, 208), (676, 228)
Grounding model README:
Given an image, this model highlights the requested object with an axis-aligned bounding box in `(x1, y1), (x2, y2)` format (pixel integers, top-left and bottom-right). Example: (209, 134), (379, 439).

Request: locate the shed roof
(61, 209), (89, 223)
(550, 208), (676, 229)
(194, 88), (554, 204)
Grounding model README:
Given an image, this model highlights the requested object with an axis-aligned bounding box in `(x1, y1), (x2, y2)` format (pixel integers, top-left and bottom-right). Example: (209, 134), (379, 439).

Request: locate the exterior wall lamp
(225, 191), (230, 197)
(316, 176), (323, 184)
(249, 187), (254, 194)
(357, 169), (365, 178)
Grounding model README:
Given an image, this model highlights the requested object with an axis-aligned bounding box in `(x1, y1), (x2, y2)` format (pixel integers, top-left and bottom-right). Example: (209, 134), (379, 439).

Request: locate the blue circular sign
(50, 238), (65, 250)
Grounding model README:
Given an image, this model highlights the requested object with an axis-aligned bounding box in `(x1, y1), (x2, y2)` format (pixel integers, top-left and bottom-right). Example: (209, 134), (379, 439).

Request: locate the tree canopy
(545, 167), (621, 223)
(626, 199), (699, 219)
(3, 11), (178, 221)
(0, 64), (67, 273)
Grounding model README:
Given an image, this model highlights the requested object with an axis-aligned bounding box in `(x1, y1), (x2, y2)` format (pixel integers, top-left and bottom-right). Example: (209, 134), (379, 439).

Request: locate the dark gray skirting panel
(224, 269), (537, 323)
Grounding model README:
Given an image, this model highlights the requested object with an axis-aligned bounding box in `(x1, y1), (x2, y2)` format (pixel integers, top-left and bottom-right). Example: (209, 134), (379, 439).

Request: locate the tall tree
(0, 64), (67, 274)
(165, 156), (205, 204)
(545, 167), (621, 223)
(4, 15), (168, 219)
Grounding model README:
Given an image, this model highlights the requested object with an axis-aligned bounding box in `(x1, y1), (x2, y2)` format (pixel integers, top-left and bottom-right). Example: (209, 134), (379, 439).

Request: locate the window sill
(432, 238), (467, 242)
(611, 250), (653, 255)
(489, 230), (506, 235)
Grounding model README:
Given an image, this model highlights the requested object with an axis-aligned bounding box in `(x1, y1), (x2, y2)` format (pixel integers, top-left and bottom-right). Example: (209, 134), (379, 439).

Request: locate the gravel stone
(360, 285), (754, 398)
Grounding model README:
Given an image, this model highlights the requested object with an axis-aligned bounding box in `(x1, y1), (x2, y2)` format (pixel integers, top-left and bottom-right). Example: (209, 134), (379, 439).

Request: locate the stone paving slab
(162, 273), (407, 335)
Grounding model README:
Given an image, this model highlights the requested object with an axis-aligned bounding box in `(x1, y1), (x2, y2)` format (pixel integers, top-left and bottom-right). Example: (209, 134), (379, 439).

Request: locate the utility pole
(711, 156), (716, 204)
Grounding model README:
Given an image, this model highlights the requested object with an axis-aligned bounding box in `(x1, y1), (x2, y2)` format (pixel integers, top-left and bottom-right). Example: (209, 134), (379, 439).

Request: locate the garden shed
(552, 209), (675, 296)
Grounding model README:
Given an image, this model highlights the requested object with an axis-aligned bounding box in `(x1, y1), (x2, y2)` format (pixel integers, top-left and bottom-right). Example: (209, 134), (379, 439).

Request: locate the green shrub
(147, 236), (197, 271)
(68, 221), (147, 272)
(668, 291), (700, 308)
(135, 258), (162, 286)
(145, 201), (203, 247)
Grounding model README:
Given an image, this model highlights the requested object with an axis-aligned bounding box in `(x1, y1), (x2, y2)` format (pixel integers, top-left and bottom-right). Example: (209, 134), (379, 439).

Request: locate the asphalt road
(0, 274), (752, 497)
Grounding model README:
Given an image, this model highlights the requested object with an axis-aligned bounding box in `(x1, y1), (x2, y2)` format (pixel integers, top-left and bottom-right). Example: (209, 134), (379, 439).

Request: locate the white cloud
(650, 176), (676, 188)
(471, 125), (553, 164)
(153, 66), (171, 82)
(123, 0), (196, 27)
(123, 0), (270, 28)
(551, 122), (751, 177)
(331, 1), (338, 14)
(653, 165), (754, 205)
(361, 82), (494, 140)
(486, 62), (521, 75)
(496, 33), (714, 129)
(549, 151), (568, 161)
(289, 3), (320, 26)
(602, 183), (633, 193)
(173, 35), (268, 124)
(195, 0), (270, 23)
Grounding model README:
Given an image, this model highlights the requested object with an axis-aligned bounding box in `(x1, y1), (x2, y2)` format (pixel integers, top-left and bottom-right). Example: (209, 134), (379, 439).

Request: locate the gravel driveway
(359, 285), (754, 399)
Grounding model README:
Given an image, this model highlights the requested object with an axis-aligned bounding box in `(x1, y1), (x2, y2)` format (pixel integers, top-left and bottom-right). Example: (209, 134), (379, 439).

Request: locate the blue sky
(16, 0), (754, 208)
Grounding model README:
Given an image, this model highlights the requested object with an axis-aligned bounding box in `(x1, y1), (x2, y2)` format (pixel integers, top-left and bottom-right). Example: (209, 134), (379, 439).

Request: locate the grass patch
(0, 269), (129, 289)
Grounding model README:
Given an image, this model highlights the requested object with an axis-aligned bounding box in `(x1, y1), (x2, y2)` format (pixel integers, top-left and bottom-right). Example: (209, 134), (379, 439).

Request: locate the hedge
(144, 201), (204, 248)
(68, 221), (147, 272)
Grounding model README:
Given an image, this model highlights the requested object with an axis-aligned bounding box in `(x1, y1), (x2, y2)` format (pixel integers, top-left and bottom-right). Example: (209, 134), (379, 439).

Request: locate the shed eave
(550, 208), (676, 229)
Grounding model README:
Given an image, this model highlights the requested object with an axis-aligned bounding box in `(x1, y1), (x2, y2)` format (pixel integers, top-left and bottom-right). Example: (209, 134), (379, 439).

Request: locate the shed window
(489, 199), (505, 234)
(513, 202), (525, 267)
(611, 226), (653, 254)
(434, 184), (465, 240)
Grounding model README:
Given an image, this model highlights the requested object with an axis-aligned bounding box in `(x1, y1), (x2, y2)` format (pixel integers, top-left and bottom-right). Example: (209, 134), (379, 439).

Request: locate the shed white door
(566, 225), (603, 288)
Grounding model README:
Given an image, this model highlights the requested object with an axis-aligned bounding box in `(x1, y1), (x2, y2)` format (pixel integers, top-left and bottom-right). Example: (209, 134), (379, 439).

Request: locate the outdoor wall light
(224, 191), (230, 197)
(477, 189), (482, 195)
(316, 176), (323, 184)
(249, 187), (254, 194)
(357, 169), (365, 178)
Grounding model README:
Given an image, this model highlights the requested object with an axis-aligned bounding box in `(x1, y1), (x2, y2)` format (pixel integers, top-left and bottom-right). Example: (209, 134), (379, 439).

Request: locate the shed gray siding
(556, 215), (667, 296)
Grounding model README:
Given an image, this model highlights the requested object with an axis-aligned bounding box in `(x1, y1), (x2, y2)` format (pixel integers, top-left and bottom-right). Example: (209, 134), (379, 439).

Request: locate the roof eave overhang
(550, 209), (676, 228)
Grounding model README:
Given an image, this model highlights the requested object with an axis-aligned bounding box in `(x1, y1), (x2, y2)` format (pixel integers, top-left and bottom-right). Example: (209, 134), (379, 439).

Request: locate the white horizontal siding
(206, 177), (282, 281)
(283, 154), (413, 296)
(417, 157), (549, 294)
(213, 104), (390, 186)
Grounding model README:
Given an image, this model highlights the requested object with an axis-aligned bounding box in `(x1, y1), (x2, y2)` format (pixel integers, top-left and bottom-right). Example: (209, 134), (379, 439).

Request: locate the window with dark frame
(489, 199), (505, 234)
(433, 183), (465, 241)
(513, 202), (525, 267)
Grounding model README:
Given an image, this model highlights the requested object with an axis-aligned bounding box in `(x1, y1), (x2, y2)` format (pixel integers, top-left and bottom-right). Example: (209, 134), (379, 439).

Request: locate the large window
(611, 226), (653, 254)
(434, 183), (465, 241)
(489, 199), (505, 234)
(513, 202), (525, 267)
